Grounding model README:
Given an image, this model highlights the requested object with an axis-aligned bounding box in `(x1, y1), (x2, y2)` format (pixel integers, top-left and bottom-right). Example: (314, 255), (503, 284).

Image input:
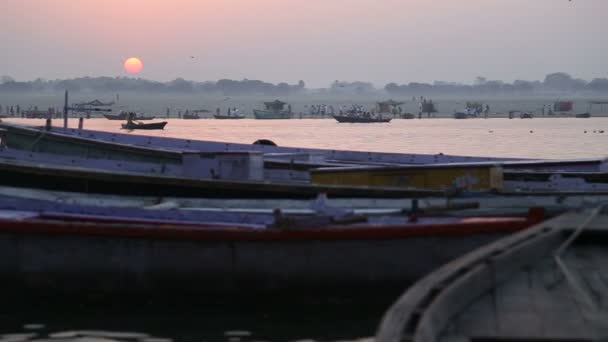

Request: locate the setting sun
(123, 57), (143, 74)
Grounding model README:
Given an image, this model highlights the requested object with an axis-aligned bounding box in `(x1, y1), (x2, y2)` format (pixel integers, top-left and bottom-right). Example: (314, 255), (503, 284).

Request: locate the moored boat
(0, 204), (543, 296)
(182, 113), (201, 119)
(214, 114), (246, 119)
(121, 121), (168, 130)
(377, 210), (606, 342)
(333, 115), (391, 123)
(575, 112), (591, 118)
(104, 112), (155, 120)
(453, 112), (475, 119)
(253, 100), (292, 119)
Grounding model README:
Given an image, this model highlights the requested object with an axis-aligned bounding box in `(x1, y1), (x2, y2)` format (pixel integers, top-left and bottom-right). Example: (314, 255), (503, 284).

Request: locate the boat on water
(0, 122), (523, 167)
(453, 112), (476, 119)
(182, 113), (201, 119)
(104, 112), (155, 120)
(182, 109), (210, 119)
(508, 110), (533, 119)
(0, 156), (440, 199)
(121, 121), (168, 130)
(0, 199), (543, 296)
(253, 100), (293, 119)
(333, 114), (391, 123)
(214, 114), (245, 119)
(377, 100), (405, 118)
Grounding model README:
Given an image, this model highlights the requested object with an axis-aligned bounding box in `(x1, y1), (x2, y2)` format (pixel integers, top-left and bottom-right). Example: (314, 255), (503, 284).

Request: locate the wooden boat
(453, 112), (474, 119)
(214, 114), (246, 119)
(121, 121), (168, 130)
(0, 205), (543, 296)
(182, 113), (201, 119)
(507, 110), (533, 119)
(0, 122), (523, 166)
(253, 100), (293, 119)
(0, 157), (441, 199)
(333, 115), (391, 123)
(253, 109), (292, 119)
(377, 210), (606, 342)
(575, 112), (591, 118)
(104, 113), (155, 121)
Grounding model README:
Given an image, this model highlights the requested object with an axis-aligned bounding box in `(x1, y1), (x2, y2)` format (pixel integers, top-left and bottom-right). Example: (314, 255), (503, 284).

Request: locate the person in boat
(484, 104), (490, 118)
(126, 112), (136, 124)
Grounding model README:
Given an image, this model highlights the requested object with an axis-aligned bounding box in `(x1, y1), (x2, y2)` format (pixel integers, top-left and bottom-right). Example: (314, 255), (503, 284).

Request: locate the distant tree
(543, 72), (585, 92)
(586, 78), (608, 93)
(0, 75), (15, 84)
(384, 83), (400, 95)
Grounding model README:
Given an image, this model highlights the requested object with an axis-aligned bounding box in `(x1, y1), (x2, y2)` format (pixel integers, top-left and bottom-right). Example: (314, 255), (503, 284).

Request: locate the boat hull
(214, 115), (246, 119)
(0, 215), (534, 296)
(121, 121), (168, 130)
(253, 109), (292, 119)
(333, 115), (391, 123)
(0, 158), (440, 198)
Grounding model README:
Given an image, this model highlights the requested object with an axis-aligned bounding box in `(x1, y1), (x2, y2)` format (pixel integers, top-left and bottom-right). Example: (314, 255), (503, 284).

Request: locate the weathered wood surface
(377, 210), (608, 342)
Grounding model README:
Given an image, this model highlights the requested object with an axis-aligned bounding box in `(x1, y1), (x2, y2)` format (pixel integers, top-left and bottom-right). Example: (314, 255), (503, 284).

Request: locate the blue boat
(253, 100), (293, 119)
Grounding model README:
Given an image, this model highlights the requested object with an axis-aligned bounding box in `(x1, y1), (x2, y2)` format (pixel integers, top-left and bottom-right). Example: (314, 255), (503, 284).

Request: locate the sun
(124, 57), (143, 74)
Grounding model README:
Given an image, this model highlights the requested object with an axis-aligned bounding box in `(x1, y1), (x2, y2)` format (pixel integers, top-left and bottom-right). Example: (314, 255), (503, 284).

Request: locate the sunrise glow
(124, 57), (143, 74)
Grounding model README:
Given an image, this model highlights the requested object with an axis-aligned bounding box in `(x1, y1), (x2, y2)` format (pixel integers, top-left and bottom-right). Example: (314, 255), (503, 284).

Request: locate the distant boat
(575, 112), (591, 118)
(453, 112), (474, 119)
(104, 113), (155, 121)
(253, 100), (293, 119)
(121, 121), (168, 130)
(182, 113), (201, 119)
(214, 114), (245, 119)
(508, 111), (532, 119)
(401, 113), (416, 119)
(520, 113), (533, 119)
(333, 115), (391, 123)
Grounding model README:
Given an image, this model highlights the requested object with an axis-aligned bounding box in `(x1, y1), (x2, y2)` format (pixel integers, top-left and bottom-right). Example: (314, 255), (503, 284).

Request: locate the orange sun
(124, 57), (143, 74)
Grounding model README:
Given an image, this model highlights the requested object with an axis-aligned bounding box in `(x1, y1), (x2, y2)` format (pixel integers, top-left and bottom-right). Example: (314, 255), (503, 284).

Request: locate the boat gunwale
(0, 216), (533, 242)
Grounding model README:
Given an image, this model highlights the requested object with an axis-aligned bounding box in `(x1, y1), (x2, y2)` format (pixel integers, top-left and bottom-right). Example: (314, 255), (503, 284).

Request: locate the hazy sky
(1, 0), (606, 87)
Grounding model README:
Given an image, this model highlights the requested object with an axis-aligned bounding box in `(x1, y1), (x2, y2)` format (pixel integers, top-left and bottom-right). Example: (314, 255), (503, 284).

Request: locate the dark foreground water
(0, 295), (394, 342)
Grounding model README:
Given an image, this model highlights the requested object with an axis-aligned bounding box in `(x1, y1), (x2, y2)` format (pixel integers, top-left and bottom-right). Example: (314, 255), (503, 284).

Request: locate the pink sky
(1, 0), (606, 86)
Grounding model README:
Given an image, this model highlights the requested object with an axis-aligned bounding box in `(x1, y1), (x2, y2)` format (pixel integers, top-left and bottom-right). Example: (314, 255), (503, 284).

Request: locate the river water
(1, 116), (607, 341)
(5, 116), (608, 159)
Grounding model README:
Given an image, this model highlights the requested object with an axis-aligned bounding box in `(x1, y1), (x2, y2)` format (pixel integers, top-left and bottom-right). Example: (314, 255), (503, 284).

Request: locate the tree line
(1, 72), (607, 96)
(385, 73), (608, 96)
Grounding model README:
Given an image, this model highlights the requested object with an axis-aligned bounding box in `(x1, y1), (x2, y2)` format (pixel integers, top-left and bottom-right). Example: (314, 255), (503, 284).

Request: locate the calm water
(2, 116), (608, 341)
(1, 296), (389, 342)
(6, 117), (608, 159)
